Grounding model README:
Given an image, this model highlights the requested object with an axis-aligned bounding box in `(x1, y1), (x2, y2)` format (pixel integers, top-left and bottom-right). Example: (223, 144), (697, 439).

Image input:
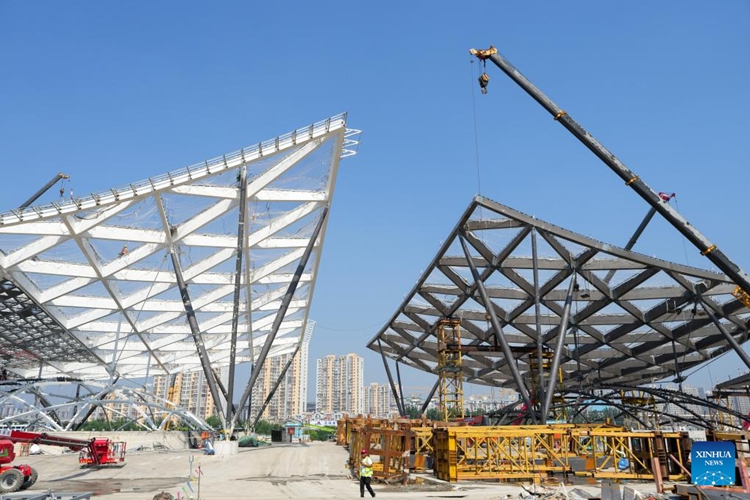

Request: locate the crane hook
(478, 73), (490, 94)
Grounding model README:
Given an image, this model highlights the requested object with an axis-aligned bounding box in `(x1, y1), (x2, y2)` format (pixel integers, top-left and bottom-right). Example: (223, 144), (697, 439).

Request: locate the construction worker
(359, 449), (375, 498)
(203, 437), (215, 456)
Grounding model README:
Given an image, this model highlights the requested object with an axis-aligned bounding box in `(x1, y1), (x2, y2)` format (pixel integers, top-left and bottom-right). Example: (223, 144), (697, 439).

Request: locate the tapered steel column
(232, 207), (328, 427)
(109, 316), (123, 384)
(251, 348), (299, 428)
(700, 300), (750, 371)
(395, 360), (406, 415)
(531, 228), (544, 419)
(227, 164), (249, 424)
(419, 379), (440, 415)
(458, 233), (536, 422)
(378, 339), (405, 416)
(603, 207), (657, 283)
(541, 274), (576, 420)
(170, 250), (226, 424)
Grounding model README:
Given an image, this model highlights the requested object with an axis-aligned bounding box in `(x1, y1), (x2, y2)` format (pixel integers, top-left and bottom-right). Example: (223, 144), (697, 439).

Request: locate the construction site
(0, 25), (749, 500)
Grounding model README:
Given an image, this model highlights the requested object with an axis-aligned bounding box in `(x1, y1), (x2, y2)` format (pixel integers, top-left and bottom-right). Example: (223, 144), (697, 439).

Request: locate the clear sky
(1, 1), (748, 401)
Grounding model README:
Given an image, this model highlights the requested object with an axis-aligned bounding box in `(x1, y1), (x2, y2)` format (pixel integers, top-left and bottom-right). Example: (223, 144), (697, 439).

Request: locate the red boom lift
(0, 430), (126, 493)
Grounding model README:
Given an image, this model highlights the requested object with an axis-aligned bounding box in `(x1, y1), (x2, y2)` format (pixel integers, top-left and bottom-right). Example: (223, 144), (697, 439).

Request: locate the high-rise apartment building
(315, 353), (364, 415)
(364, 383), (392, 417)
(153, 370), (219, 420)
(249, 321), (315, 421)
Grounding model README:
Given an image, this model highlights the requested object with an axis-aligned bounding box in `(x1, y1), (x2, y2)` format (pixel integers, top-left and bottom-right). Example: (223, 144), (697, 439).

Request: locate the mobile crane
(469, 45), (750, 305)
(0, 430), (126, 493)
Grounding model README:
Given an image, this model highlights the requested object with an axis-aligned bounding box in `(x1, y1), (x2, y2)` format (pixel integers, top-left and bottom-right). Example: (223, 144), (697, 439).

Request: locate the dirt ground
(16, 441), (654, 500)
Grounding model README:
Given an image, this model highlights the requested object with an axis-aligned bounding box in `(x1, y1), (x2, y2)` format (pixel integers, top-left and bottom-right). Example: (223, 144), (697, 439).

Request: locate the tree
(254, 420), (282, 435)
(205, 415), (222, 429)
(77, 418), (142, 431)
(306, 427), (335, 441)
(403, 405), (421, 419)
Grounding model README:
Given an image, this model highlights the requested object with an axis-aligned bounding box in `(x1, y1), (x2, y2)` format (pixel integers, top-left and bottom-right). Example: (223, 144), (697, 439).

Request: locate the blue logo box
(691, 441), (736, 486)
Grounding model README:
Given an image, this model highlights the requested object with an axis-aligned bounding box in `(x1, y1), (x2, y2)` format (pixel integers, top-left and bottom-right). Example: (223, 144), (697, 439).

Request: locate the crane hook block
(478, 73), (490, 94)
(470, 46), (498, 60)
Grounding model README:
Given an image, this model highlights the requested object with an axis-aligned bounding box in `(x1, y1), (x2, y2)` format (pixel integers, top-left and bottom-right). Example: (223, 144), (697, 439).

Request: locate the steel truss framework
(369, 196), (750, 421)
(0, 114), (359, 427)
(489, 384), (750, 432)
(0, 379), (208, 431)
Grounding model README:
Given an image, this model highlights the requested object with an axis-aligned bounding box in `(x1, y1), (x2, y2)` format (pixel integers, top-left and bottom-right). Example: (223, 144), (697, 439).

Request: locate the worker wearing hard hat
(359, 449), (375, 498)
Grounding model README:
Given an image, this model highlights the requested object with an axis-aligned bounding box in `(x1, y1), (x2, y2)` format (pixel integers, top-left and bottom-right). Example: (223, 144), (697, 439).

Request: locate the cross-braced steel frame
(488, 384), (750, 432)
(0, 379), (208, 431)
(0, 114), (360, 430)
(368, 195), (750, 424)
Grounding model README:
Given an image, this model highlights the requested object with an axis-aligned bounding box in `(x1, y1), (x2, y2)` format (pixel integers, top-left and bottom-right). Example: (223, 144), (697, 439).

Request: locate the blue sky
(1, 1), (748, 401)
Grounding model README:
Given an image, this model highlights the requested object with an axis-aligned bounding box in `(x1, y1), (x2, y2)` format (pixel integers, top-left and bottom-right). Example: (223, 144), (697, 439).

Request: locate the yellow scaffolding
(432, 424), (690, 483)
(347, 423), (412, 483)
(411, 426), (434, 471)
(572, 428), (689, 481)
(437, 318), (464, 421)
(620, 390), (658, 430)
(528, 350), (566, 421)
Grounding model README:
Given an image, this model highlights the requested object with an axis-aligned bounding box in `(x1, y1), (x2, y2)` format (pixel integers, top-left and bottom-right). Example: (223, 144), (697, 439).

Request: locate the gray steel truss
(489, 384), (750, 432)
(368, 195), (750, 395)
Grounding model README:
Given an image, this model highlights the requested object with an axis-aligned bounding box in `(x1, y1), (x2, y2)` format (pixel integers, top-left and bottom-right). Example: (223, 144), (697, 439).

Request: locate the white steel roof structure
(0, 113), (359, 381)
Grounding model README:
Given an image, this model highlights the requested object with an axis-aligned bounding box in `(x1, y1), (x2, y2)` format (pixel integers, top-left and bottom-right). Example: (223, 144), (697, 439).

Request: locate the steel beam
(458, 233), (536, 422)
(109, 316), (123, 385)
(378, 339), (405, 416)
(19, 173), (69, 209)
(251, 347), (299, 428)
(395, 360), (406, 416)
(541, 273), (576, 419)
(531, 228), (544, 418)
(227, 164), (248, 424)
(603, 207), (657, 284)
(232, 207), (328, 427)
(169, 249), (226, 425)
(420, 378), (440, 415)
(699, 300), (750, 372)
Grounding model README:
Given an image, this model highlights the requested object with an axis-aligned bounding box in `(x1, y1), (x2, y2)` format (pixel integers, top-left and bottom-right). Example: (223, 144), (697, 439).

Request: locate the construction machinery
(0, 429), (126, 493)
(469, 45), (750, 304)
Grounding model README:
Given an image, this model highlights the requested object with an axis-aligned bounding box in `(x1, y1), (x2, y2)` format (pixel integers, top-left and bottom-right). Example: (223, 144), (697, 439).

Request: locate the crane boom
(0, 429), (125, 493)
(0, 429), (125, 466)
(19, 172), (69, 209)
(470, 46), (750, 299)
(0, 430), (90, 450)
